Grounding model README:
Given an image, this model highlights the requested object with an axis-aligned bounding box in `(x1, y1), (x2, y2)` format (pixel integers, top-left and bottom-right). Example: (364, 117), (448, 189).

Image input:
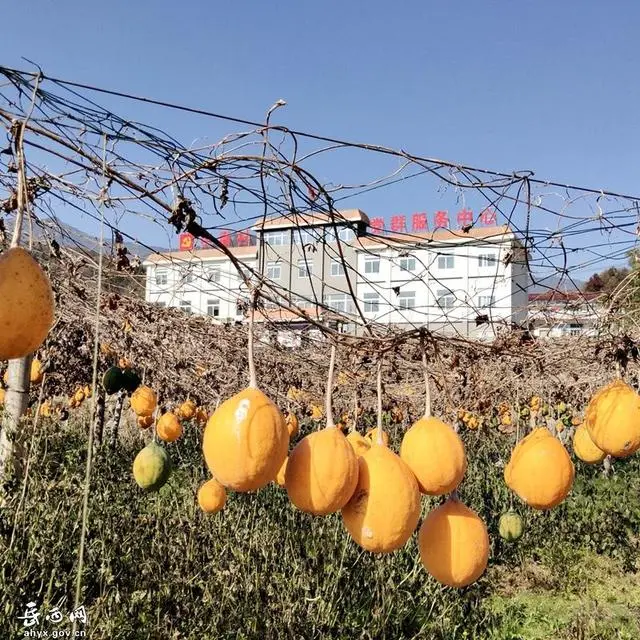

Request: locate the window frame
(330, 260), (345, 277)
(364, 256), (380, 274)
(436, 288), (455, 310)
(399, 256), (417, 272)
(398, 291), (416, 310)
(266, 261), (281, 280)
(297, 258), (313, 278)
(206, 298), (221, 317)
(437, 253), (455, 270)
(478, 253), (498, 268)
(363, 292), (380, 313)
(155, 268), (168, 286)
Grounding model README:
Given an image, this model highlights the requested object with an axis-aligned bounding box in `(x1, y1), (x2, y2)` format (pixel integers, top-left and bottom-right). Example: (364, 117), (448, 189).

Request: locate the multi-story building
(353, 225), (528, 338)
(142, 210), (528, 339)
(144, 244), (257, 320)
(528, 291), (601, 338)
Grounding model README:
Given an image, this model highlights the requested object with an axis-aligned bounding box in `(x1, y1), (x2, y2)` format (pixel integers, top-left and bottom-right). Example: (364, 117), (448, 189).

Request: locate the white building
(351, 225), (528, 338)
(144, 245), (257, 321)
(142, 215), (528, 339)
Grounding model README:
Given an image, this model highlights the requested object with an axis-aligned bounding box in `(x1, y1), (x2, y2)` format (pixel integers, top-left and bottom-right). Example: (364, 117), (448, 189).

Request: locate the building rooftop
(528, 291), (601, 304)
(252, 209), (369, 230)
(357, 225), (515, 249)
(143, 244), (257, 265)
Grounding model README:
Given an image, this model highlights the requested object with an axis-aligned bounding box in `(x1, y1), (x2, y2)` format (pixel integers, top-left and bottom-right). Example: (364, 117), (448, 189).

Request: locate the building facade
(528, 291), (601, 338)
(142, 210), (528, 338)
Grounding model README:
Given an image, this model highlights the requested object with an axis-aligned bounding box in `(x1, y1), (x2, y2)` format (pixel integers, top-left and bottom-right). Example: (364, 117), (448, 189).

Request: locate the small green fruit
(499, 511), (524, 542)
(121, 368), (142, 394)
(102, 366), (124, 395)
(132, 442), (171, 491)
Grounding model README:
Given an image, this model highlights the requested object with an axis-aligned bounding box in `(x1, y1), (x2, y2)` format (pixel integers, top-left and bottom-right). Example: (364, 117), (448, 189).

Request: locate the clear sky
(2, 1), (639, 277)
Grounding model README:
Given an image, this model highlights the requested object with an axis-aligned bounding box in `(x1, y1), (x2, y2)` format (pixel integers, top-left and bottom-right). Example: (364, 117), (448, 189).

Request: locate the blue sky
(2, 1), (639, 277)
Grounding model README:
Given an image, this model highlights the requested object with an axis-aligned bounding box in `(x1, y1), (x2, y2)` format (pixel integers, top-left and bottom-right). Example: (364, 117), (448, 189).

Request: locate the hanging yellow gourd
(504, 427), (574, 509)
(285, 345), (359, 515)
(573, 422), (606, 464)
(203, 291), (288, 492)
(178, 399), (197, 421)
(418, 497), (489, 588)
(130, 385), (158, 417)
(0, 247), (55, 361)
(285, 412), (299, 438)
(156, 412), (182, 443)
(197, 478), (227, 514)
(346, 430), (371, 457)
(400, 349), (467, 495)
(342, 359), (420, 553)
(584, 379), (640, 458)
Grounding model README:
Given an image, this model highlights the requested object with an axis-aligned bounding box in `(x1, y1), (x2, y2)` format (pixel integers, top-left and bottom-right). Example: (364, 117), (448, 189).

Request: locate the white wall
(144, 256), (256, 321)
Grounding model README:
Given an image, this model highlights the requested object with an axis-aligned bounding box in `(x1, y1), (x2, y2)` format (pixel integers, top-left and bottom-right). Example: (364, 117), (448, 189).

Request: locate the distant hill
(528, 274), (584, 293)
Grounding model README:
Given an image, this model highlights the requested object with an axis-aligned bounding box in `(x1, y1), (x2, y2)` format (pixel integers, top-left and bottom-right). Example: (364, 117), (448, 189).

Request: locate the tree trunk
(0, 355), (32, 489)
(106, 390), (126, 451)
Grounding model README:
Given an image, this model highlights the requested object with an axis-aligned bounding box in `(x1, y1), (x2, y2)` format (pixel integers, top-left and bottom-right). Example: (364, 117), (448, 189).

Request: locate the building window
(399, 256), (416, 272)
(330, 260), (345, 277)
(437, 253), (454, 269)
(264, 230), (287, 246)
(179, 300), (192, 314)
(297, 259), (312, 278)
(436, 289), (455, 310)
(206, 267), (221, 283)
(295, 229), (315, 245)
(292, 295), (311, 309)
(182, 268), (195, 284)
(478, 295), (495, 308)
(364, 257), (380, 274)
(207, 298), (220, 317)
(266, 261), (281, 280)
(324, 294), (348, 313)
(478, 253), (497, 268)
(363, 292), (380, 313)
(338, 226), (355, 242)
(155, 269), (168, 286)
(398, 291), (416, 310)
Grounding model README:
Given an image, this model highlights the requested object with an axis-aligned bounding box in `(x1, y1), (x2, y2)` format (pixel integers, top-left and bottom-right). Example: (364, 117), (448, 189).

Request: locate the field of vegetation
(2, 391), (639, 639)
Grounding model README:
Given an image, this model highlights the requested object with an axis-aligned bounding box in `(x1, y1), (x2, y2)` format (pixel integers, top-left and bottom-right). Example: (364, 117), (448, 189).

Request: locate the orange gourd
(342, 442), (420, 553)
(178, 399), (197, 421)
(130, 385), (157, 417)
(418, 498), (489, 588)
(285, 345), (359, 515)
(573, 422), (606, 464)
(346, 430), (371, 457)
(197, 478), (227, 514)
(584, 380), (640, 458)
(30, 359), (44, 384)
(399, 358), (467, 495)
(285, 412), (299, 438)
(0, 247), (55, 360)
(156, 412), (182, 442)
(504, 427), (574, 509)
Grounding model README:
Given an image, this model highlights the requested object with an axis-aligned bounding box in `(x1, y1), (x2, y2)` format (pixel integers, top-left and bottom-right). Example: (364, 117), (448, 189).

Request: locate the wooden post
(0, 355), (32, 487)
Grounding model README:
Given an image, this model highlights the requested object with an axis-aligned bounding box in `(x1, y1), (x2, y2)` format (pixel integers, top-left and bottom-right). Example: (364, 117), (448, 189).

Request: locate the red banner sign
(370, 208), (499, 234)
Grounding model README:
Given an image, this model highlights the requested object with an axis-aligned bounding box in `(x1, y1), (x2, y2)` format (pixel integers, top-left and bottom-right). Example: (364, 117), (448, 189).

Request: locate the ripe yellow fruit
(285, 426), (359, 515)
(194, 406), (208, 425)
(584, 380), (640, 458)
(504, 428), (575, 510)
(501, 414), (512, 426)
(83, 385), (92, 399)
(203, 387), (288, 492)
(0, 247), (55, 360)
(573, 423), (606, 464)
(346, 431), (371, 457)
(285, 412), (299, 438)
(130, 385), (157, 417)
(400, 416), (467, 496)
(39, 400), (52, 418)
(156, 412), (182, 443)
(137, 415), (154, 429)
(30, 359), (44, 384)
(419, 498), (489, 588)
(197, 478), (227, 514)
(342, 443), (420, 554)
(275, 456), (288, 487)
(74, 388), (85, 404)
(364, 427), (389, 446)
(178, 399), (197, 421)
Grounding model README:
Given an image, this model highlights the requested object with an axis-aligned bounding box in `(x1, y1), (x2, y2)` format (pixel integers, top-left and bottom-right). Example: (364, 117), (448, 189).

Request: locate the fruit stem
(376, 357), (384, 445)
(421, 335), (431, 419)
(325, 343), (336, 429)
(351, 389), (358, 434)
(248, 289), (258, 389)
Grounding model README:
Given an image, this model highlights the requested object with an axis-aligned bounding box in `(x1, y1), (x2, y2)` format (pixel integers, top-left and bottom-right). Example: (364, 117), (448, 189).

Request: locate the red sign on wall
(368, 208), (499, 234)
(179, 233), (195, 251)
